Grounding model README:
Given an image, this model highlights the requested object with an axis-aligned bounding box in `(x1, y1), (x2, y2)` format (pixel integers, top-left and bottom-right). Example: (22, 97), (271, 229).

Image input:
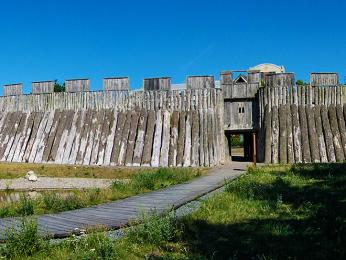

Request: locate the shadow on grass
(181, 164), (346, 260)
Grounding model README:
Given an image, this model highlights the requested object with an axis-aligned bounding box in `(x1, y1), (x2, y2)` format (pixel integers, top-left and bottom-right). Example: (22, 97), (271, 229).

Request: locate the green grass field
(0, 168), (204, 218)
(1, 164), (345, 259)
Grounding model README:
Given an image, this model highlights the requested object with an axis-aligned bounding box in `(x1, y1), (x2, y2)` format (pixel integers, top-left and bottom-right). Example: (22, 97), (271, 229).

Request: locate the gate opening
(225, 131), (256, 162)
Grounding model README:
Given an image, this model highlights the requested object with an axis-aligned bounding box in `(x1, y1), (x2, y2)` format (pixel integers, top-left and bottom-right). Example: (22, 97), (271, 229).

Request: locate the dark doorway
(225, 131), (255, 162)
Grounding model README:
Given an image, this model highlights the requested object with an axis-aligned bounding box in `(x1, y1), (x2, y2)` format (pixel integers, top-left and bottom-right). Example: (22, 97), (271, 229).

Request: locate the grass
(0, 168), (204, 218)
(1, 164), (345, 259)
(180, 164), (346, 259)
(0, 162), (183, 179)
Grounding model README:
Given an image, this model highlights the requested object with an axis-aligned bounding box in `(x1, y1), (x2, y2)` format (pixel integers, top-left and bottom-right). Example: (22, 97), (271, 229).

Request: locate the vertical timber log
(23, 112), (43, 163)
(321, 106), (336, 162)
(13, 112), (34, 162)
(286, 105), (294, 164)
(159, 110), (170, 167)
(298, 106), (311, 163)
(264, 105), (272, 163)
(125, 111), (140, 166)
(306, 105), (320, 162)
(132, 109), (147, 166)
(118, 111), (132, 166)
(176, 111), (186, 167)
(18, 112), (37, 162)
(76, 110), (93, 164)
(141, 110), (155, 166)
(328, 105), (345, 162)
(68, 110), (85, 164)
(7, 113), (27, 162)
(271, 106), (279, 164)
(151, 110), (163, 167)
(96, 109), (113, 165)
(191, 110), (200, 166)
(291, 105), (302, 163)
(183, 111), (192, 167)
(278, 105), (287, 163)
(336, 105), (346, 156)
(103, 110), (117, 165)
(168, 111), (179, 167)
(42, 110), (61, 162)
(314, 106), (328, 162)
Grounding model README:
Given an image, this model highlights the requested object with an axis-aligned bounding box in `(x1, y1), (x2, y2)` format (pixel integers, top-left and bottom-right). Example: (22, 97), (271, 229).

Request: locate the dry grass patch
(0, 162), (207, 179)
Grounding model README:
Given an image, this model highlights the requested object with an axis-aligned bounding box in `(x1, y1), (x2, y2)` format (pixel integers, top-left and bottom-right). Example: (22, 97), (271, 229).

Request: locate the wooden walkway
(0, 162), (248, 240)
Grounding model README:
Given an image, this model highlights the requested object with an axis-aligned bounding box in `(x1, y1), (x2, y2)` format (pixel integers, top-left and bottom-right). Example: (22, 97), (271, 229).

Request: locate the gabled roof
(234, 74), (248, 84)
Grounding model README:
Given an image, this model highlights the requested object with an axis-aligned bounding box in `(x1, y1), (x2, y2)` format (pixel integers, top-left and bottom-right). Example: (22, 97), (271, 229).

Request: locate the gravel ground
(0, 177), (120, 191)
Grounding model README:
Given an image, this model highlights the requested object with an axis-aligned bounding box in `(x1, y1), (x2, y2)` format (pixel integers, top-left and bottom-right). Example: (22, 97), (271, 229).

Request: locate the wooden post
(253, 132), (257, 167)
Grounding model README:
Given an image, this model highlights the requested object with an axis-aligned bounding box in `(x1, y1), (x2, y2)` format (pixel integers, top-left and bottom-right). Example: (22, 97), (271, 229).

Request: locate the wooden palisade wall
(259, 85), (346, 163)
(0, 88), (225, 167)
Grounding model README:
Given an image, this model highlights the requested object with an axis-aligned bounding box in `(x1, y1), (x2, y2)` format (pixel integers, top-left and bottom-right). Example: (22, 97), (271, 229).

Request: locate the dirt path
(0, 177), (118, 191)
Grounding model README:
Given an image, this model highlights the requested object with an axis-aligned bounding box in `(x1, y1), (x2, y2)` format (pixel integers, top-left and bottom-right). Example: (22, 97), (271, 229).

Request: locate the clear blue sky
(0, 0), (345, 93)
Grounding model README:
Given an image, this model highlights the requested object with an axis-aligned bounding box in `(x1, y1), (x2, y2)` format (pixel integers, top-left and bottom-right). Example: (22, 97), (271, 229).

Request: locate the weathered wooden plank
(49, 110), (68, 162)
(33, 111), (55, 163)
(191, 110), (200, 166)
(56, 110), (76, 164)
(68, 110), (85, 164)
(176, 111), (186, 167)
(328, 105), (344, 162)
(198, 108), (205, 165)
(211, 108), (218, 165)
(0, 113), (9, 145)
(28, 112), (50, 163)
(12, 112), (34, 162)
(337, 105), (346, 156)
(159, 110), (170, 167)
(0, 112), (18, 160)
(7, 113), (27, 162)
(314, 106), (328, 162)
(110, 112), (126, 165)
(278, 105), (287, 163)
(90, 110), (106, 165)
(151, 111), (163, 167)
(271, 106), (279, 164)
(42, 110), (62, 162)
(117, 111), (132, 166)
(18, 112), (37, 162)
(168, 111), (179, 167)
(183, 111), (192, 167)
(286, 105), (294, 164)
(306, 105), (320, 162)
(62, 110), (80, 164)
(132, 110), (147, 166)
(141, 110), (155, 166)
(23, 112), (44, 162)
(125, 111), (140, 166)
(96, 109), (113, 165)
(76, 109), (93, 164)
(298, 106), (311, 163)
(103, 110), (117, 165)
(291, 105), (302, 163)
(264, 105), (272, 163)
(321, 105), (336, 162)
(207, 111), (215, 166)
(82, 110), (100, 165)
(202, 110), (209, 166)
